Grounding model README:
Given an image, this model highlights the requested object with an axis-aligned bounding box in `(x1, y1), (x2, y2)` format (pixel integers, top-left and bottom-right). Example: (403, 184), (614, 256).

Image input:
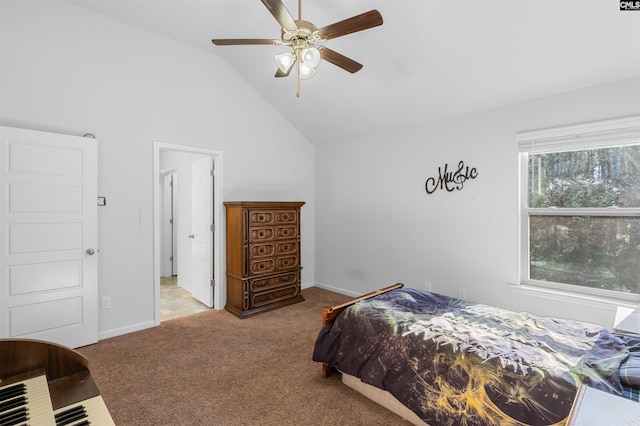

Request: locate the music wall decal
(425, 161), (478, 194)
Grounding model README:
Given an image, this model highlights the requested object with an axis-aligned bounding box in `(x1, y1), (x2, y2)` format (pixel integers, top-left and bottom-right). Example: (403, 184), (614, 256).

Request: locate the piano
(0, 339), (115, 425)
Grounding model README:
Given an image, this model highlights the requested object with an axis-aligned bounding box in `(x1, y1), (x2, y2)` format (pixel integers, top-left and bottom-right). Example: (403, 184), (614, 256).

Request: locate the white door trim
(152, 141), (224, 325)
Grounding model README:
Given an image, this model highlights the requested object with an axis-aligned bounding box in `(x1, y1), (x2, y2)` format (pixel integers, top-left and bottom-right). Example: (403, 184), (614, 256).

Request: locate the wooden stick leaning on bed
(320, 283), (404, 378)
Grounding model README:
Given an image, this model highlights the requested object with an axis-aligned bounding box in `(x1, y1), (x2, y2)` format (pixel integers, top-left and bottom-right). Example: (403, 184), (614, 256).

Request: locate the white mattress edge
(341, 372), (429, 426)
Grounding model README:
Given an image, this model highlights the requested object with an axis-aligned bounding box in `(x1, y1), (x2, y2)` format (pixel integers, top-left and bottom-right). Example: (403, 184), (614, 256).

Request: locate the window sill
(508, 283), (639, 310)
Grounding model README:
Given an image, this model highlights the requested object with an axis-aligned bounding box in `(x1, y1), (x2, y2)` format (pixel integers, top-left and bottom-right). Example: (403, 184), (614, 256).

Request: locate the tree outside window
(519, 118), (640, 300)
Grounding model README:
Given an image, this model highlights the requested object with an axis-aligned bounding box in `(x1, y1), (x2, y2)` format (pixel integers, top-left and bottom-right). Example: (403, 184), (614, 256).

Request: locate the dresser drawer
(251, 284), (300, 308)
(249, 226), (274, 242)
(275, 225), (297, 239)
(249, 271), (299, 293)
(275, 210), (297, 224)
(275, 254), (298, 271)
(249, 210), (275, 225)
(249, 258), (275, 275)
(250, 242), (275, 258)
(275, 241), (296, 255)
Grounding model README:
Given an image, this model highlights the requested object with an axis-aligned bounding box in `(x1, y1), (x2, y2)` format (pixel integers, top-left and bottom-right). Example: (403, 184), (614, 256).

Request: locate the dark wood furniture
(224, 201), (305, 318)
(0, 338), (114, 423)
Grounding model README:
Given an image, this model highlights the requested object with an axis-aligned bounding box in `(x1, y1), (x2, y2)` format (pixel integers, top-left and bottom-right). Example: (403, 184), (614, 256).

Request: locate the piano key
(0, 384), (25, 402)
(0, 396), (27, 413)
(0, 375), (55, 426)
(0, 407), (28, 425)
(55, 405), (88, 425)
(54, 395), (115, 426)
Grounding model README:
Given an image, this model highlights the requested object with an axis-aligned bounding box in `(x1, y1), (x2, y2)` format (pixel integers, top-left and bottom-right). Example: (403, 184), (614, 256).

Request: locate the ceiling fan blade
(275, 67), (292, 78)
(320, 48), (363, 73)
(261, 0), (298, 32)
(212, 39), (281, 46)
(318, 10), (383, 41)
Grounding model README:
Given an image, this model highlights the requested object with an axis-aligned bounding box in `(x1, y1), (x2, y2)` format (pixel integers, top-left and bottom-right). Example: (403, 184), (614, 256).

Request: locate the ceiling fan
(211, 0), (383, 96)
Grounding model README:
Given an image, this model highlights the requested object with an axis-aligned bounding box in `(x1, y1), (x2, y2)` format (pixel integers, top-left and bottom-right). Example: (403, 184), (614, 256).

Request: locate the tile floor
(160, 275), (209, 321)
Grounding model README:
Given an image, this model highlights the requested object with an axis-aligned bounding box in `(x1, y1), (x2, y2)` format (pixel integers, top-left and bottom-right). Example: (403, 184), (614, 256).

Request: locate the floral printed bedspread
(312, 288), (629, 426)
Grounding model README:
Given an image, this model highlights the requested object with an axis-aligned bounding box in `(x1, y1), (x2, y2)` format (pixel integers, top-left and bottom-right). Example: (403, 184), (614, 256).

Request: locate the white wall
(315, 77), (640, 328)
(0, 0), (315, 340)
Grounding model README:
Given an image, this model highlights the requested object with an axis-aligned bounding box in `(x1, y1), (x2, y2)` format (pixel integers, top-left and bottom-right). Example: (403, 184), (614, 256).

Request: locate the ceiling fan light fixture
(274, 51), (296, 74)
(298, 61), (317, 79)
(300, 47), (321, 68)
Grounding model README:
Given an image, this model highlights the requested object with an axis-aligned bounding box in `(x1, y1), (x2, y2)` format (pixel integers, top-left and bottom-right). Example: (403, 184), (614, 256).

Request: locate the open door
(0, 126), (98, 348)
(160, 171), (177, 277)
(189, 156), (213, 307)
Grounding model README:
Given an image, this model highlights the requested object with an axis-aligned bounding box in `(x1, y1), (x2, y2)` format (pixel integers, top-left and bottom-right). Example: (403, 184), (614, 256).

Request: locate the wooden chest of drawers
(224, 201), (305, 318)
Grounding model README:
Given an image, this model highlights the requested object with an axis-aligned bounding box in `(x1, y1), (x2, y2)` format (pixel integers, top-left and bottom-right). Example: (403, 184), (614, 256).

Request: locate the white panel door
(190, 156), (213, 307)
(0, 126), (98, 348)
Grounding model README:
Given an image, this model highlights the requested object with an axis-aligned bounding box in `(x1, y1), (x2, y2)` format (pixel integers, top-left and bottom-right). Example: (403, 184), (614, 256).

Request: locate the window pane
(528, 144), (640, 208)
(529, 215), (640, 294)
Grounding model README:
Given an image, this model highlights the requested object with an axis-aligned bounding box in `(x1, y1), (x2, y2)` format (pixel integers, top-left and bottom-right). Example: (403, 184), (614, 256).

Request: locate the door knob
(188, 234), (195, 239)
(86, 248), (95, 255)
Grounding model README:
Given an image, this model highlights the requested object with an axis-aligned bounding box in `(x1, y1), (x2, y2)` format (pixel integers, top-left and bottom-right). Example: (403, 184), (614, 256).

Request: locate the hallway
(160, 276), (209, 321)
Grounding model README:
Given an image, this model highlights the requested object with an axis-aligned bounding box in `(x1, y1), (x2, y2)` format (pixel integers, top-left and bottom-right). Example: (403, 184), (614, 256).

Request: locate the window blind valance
(517, 116), (640, 153)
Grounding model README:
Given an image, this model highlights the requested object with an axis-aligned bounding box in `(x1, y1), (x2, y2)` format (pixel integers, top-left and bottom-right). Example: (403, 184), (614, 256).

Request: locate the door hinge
(210, 279), (215, 288)
(210, 169), (214, 177)
(211, 224), (215, 232)
(169, 218), (173, 224)
(170, 256), (173, 261)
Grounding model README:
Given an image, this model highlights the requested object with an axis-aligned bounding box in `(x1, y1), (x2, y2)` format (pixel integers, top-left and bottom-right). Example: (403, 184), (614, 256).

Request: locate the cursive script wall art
(425, 161), (478, 194)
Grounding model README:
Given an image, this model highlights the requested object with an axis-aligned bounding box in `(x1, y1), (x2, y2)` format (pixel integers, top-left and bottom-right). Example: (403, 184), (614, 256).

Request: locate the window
(518, 117), (640, 301)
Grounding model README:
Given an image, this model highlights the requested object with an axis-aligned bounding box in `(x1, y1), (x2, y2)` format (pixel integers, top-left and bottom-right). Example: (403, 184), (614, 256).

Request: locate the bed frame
(320, 282), (404, 378)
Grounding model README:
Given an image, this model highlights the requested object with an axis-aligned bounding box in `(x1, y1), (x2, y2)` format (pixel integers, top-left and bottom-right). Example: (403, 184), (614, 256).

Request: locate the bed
(312, 283), (640, 426)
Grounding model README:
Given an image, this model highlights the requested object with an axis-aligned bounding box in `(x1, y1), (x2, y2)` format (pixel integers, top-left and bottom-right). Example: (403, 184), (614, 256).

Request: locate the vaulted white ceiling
(65, 0), (640, 145)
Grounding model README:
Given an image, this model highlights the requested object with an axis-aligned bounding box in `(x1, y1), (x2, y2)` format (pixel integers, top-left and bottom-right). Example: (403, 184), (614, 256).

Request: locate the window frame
(517, 116), (640, 303)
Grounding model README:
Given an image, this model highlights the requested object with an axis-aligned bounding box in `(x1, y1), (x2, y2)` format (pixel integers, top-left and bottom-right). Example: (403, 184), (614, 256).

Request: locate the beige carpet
(78, 287), (409, 425)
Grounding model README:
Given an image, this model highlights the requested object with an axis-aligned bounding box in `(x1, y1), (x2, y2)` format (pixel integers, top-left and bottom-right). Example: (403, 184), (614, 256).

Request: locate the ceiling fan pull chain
(298, 0), (302, 21)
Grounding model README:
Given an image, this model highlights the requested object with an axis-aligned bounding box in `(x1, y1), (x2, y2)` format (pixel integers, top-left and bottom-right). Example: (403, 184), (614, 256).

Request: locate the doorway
(153, 142), (223, 326)
(160, 275), (208, 321)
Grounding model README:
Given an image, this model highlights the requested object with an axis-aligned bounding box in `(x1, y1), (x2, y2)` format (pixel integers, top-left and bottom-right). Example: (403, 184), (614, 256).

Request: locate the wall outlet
(458, 288), (467, 300)
(101, 296), (111, 310)
(424, 281), (432, 292)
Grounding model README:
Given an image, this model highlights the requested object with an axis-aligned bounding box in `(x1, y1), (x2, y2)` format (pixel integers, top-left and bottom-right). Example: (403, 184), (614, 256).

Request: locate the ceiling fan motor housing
(282, 20), (320, 46)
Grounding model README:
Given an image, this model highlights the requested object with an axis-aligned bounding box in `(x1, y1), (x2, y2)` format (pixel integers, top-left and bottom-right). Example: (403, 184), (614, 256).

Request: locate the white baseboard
(310, 282), (360, 298)
(98, 320), (155, 342)
(98, 283), (355, 342)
